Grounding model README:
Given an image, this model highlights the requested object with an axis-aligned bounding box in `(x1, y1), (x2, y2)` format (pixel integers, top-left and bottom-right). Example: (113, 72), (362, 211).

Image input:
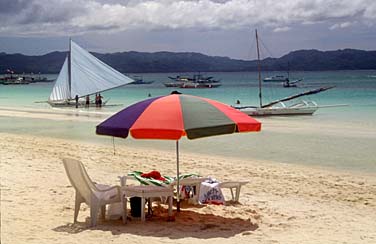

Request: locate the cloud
(329, 21), (354, 30)
(0, 0), (375, 36)
(273, 27), (291, 32)
(363, 2), (376, 23)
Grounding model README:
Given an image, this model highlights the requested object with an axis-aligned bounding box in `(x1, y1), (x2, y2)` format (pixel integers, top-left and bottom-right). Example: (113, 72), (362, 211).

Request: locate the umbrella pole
(176, 140), (180, 212)
(112, 137), (116, 155)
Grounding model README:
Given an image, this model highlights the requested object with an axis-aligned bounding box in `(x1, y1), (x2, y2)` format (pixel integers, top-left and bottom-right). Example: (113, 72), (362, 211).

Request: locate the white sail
(49, 40), (134, 102)
(49, 57), (69, 101)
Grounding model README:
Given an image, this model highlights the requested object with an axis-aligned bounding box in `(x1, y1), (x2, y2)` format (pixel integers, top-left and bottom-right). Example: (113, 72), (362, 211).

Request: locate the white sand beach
(1, 123), (376, 243)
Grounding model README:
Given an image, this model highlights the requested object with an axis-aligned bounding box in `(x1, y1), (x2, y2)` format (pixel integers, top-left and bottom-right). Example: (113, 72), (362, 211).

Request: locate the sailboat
(48, 40), (134, 107)
(236, 30), (333, 116)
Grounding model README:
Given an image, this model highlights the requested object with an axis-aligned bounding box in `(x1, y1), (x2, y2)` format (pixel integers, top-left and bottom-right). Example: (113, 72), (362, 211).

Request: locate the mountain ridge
(0, 48), (375, 73)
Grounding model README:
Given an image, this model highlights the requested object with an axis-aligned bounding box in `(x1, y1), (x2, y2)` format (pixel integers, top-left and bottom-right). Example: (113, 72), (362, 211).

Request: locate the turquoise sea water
(1, 70), (376, 173)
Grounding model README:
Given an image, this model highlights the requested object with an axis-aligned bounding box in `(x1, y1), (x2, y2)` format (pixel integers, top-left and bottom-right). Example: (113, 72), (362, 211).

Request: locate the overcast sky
(0, 0), (375, 60)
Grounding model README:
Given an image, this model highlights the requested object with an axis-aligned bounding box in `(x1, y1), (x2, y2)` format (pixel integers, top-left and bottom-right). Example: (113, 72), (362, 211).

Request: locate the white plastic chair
(62, 158), (125, 227)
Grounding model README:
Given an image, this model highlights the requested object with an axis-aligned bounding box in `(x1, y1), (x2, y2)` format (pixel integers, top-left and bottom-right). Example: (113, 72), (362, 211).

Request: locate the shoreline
(2, 129), (376, 178)
(1, 104), (375, 174)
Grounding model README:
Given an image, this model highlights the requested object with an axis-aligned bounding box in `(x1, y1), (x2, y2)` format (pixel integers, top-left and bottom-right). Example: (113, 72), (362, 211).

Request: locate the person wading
(85, 95), (90, 108)
(75, 95), (79, 108)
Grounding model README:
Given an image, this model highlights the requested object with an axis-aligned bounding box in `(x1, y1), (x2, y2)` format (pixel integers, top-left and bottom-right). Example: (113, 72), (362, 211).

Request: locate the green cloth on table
(128, 171), (199, 186)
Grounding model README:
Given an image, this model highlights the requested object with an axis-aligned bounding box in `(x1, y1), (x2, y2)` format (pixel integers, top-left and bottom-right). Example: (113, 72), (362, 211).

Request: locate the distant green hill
(0, 49), (375, 74)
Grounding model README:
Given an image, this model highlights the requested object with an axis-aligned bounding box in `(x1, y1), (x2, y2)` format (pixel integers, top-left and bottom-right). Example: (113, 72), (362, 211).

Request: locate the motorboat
(164, 74), (221, 88)
(129, 75), (154, 85)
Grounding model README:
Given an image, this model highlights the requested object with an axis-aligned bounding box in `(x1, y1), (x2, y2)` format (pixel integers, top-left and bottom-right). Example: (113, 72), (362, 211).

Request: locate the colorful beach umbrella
(96, 94), (261, 210)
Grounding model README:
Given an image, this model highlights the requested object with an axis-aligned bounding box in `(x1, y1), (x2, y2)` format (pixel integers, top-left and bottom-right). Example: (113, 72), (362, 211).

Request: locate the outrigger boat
(236, 86), (334, 116)
(48, 40), (134, 107)
(236, 30), (334, 116)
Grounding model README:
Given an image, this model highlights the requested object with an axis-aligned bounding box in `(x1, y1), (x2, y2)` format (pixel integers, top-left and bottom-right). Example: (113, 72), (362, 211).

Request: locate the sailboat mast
(255, 29), (262, 107)
(68, 38), (72, 99)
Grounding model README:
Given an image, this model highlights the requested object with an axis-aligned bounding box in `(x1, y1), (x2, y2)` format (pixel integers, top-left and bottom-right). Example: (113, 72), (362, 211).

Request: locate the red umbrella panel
(96, 94), (261, 210)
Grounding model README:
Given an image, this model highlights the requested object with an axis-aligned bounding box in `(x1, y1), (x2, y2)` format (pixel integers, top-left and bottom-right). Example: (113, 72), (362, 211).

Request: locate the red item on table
(141, 170), (166, 181)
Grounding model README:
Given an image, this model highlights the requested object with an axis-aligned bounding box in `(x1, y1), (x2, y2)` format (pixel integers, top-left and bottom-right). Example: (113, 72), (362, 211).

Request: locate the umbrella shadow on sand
(53, 205), (259, 239)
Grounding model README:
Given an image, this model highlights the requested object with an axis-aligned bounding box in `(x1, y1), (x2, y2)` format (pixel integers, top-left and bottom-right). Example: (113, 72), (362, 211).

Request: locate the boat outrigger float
(261, 86), (335, 108)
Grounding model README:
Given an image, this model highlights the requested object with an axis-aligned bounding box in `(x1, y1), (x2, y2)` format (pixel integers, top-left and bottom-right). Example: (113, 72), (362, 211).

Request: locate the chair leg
(123, 197), (128, 224)
(101, 206), (106, 220)
(90, 198), (100, 227)
(168, 196), (173, 217)
(141, 197), (145, 222)
(122, 195), (127, 224)
(147, 198), (152, 215)
(74, 193), (82, 223)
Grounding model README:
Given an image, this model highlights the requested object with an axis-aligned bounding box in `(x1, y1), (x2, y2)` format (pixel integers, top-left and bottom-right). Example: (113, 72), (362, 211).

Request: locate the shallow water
(1, 70), (375, 173)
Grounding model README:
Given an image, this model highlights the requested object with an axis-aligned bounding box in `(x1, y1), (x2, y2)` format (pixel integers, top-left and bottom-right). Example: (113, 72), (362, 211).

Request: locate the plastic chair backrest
(63, 158), (94, 204)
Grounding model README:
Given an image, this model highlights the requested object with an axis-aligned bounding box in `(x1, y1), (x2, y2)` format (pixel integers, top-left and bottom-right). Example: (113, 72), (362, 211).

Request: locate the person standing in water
(75, 95), (79, 108)
(98, 93), (103, 107)
(95, 93), (99, 107)
(85, 95), (90, 108)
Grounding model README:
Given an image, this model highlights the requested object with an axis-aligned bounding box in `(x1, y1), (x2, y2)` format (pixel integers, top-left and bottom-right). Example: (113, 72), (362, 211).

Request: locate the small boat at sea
(164, 74), (221, 88)
(283, 78), (302, 88)
(164, 76), (189, 87)
(1, 76), (16, 85)
(264, 63), (303, 86)
(129, 75), (154, 85)
(1, 70), (54, 84)
(2, 77), (31, 85)
(180, 81), (221, 88)
(282, 63), (303, 88)
(263, 75), (287, 82)
(30, 74), (54, 83)
(48, 40), (134, 107)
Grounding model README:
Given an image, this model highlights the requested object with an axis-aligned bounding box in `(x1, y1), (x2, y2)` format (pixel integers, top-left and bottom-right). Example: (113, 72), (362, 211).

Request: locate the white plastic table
(219, 181), (249, 202)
